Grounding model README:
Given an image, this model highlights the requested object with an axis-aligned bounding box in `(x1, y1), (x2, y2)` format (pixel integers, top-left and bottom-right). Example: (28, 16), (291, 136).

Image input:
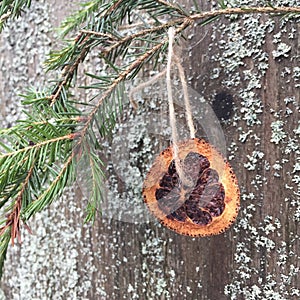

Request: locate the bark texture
(0, 1), (299, 299)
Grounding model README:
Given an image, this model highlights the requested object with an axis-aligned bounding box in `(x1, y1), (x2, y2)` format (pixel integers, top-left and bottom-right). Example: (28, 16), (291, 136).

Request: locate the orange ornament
(142, 138), (240, 236)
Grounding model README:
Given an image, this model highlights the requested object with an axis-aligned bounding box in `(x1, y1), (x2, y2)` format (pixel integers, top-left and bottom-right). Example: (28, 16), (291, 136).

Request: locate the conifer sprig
(0, 0), (300, 277)
(0, 0), (31, 32)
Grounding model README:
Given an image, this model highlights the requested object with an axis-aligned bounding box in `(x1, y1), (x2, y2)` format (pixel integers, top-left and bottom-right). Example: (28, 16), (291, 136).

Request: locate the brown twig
(0, 11), (12, 23)
(0, 163), (35, 246)
(80, 29), (117, 41)
(50, 38), (92, 106)
(104, 18), (181, 53)
(0, 133), (77, 159)
(190, 6), (300, 21)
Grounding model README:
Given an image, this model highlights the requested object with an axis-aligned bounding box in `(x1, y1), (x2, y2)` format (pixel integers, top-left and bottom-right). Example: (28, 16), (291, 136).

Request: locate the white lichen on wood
(0, 0), (299, 299)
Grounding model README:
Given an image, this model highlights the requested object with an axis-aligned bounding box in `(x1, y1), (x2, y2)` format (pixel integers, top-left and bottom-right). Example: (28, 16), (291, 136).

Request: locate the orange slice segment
(142, 138), (240, 236)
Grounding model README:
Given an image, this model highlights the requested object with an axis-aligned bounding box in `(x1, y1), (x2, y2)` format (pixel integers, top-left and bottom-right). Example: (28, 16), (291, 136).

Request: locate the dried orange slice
(142, 138), (240, 236)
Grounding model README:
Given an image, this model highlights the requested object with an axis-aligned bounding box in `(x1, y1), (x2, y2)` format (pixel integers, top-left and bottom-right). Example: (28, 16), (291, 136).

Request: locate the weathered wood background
(0, 1), (299, 299)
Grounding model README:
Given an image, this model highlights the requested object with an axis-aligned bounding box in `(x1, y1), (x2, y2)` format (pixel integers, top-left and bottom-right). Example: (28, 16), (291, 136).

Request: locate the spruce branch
(0, 133), (76, 160)
(22, 147), (76, 220)
(47, 0), (144, 106)
(0, 1), (300, 277)
(0, 0), (31, 32)
(48, 38), (92, 106)
(58, 0), (104, 38)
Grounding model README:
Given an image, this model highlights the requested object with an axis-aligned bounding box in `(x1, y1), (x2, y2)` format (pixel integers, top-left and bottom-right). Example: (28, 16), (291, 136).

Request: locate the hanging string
(129, 27), (196, 187)
(129, 32), (195, 142)
(166, 27), (192, 187)
(174, 54), (196, 139)
(129, 69), (167, 109)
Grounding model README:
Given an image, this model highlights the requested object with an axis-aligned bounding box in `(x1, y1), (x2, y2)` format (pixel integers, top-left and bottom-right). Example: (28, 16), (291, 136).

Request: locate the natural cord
(166, 27), (196, 188)
(174, 54), (196, 139)
(166, 27), (181, 182)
